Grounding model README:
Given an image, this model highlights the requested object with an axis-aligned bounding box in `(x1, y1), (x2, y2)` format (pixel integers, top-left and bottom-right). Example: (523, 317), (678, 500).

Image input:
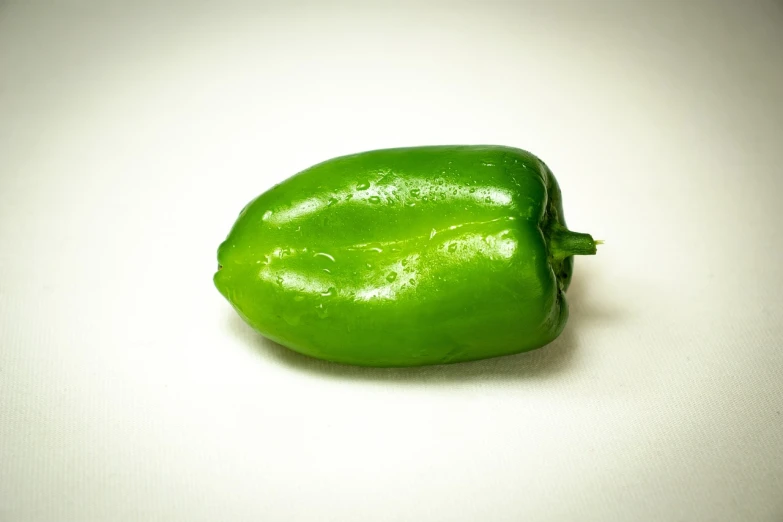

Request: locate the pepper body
(214, 145), (598, 367)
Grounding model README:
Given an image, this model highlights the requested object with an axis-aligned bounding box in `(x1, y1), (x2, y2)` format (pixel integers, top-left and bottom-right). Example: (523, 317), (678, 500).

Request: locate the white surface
(2, 1), (783, 521)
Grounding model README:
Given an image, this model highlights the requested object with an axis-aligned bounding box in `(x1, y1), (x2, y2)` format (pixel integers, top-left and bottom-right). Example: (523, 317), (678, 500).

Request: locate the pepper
(214, 145), (599, 367)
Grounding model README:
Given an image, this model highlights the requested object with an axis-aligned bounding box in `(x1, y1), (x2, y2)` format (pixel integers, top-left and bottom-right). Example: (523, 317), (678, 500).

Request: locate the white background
(2, 1), (782, 521)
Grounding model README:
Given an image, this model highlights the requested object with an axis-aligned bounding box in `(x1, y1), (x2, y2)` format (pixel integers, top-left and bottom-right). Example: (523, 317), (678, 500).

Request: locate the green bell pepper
(214, 145), (599, 367)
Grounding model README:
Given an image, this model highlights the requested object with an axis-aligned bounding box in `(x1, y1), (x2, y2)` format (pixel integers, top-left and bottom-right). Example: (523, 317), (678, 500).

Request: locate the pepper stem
(548, 225), (600, 260)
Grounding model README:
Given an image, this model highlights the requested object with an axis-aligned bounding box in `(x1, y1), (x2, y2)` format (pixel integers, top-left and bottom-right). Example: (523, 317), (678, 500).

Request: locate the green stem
(548, 225), (600, 260)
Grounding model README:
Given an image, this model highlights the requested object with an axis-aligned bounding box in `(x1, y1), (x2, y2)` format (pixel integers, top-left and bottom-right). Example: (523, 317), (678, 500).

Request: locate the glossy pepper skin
(214, 145), (598, 367)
